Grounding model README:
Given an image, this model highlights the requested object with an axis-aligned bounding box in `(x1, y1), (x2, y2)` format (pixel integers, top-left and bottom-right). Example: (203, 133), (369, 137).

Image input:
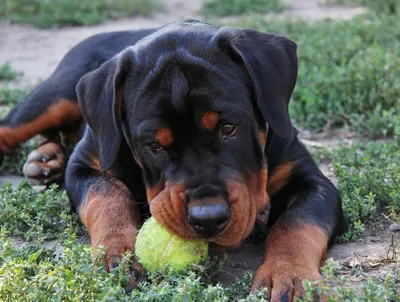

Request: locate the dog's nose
(187, 202), (230, 237)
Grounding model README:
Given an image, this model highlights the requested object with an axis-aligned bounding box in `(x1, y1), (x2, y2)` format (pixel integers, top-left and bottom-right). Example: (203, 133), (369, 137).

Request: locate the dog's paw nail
(24, 163), (42, 177)
(27, 151), (43, 162)
(124, 283), (136, 294)
(132, 268), (147, 283)
(42, 156), (49, 163)
(42, 170), (50, 177)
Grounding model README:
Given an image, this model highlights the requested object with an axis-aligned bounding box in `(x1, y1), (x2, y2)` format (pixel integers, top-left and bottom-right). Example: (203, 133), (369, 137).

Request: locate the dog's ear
(76, 50), (133, 171)
(215, 28), (298, 139)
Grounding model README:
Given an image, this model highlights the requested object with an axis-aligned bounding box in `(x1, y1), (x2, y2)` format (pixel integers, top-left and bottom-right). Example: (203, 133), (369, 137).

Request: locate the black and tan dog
(0, 20), (347, 301)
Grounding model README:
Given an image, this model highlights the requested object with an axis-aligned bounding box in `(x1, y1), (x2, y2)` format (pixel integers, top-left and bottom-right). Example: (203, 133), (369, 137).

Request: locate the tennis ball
(135, 217), (208, 272)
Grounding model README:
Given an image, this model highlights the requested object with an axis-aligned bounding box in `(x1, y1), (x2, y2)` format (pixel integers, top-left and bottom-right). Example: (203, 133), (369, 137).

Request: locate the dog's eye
(149, 142), (163, 153)
(221, 124), (237, 137)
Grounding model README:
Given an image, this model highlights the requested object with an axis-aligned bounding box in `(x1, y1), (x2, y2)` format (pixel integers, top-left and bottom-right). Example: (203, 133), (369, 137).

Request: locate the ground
(0, 0), (398, 296)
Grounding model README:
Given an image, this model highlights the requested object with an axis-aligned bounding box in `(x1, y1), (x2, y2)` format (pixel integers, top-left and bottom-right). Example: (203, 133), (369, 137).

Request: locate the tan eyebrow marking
(155, 127), (173, 147)
(201, 111), (219, 131)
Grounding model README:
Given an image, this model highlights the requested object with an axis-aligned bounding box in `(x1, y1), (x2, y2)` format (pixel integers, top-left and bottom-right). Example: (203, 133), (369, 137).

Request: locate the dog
(0, 20), (347, 301)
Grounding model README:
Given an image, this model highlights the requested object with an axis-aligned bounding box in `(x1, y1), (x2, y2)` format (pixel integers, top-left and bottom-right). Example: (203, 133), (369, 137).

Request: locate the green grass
(0, 222), (398, 301)
(230, 14), (400, 138)
(320, 0), (400, 16)
(332, 139), (400, 240)
(202, 0), (286, 17)
(1, 140), (39, 175)
(0, 0), (164, 28)
(0, 63), (21, 81)
(0, 7), (399, 300)
(0, 181), (83, 240)
(0, 86), (28, 107)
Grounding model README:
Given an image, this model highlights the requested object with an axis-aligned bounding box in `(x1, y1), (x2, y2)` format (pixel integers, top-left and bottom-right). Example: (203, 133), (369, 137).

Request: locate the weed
(300, 259), (400, 301)
(1, 0), (164, 28)
(202, 0), (285, 17)
(320, 0), (400, 16)
(0, 181), (83, 240)
(1, 139), (39, 175)
(229, 14), (400, 138)
(0, 63), (21, 81)
(320, 139), (400, 241)
(0, 86), (28, 107)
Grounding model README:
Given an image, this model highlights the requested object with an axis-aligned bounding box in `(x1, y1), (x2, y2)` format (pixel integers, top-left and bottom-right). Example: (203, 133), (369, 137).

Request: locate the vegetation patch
(332, 139), (400, 240)
(320, 0), (400, 16)
(0, 181), (83, 240)
(0, 63), (21, 81)
(202, 0), (286, 17)
(0, 86), (28, 108)
(0, 226), (398, 300)
(1, 0), (164, 28)
(229, 14), (400, 138)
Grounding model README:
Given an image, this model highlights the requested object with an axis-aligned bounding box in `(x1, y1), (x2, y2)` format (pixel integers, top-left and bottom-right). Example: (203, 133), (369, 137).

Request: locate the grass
(0, 0), (164, 28)
(0, 218), (398, 300)
(0, 5), (400, 300)
(320, 0), (400, 16)
(0, 63), (21, 81)
(202, 0), (286, 17)
(230, 14), (400, 138)
(0, 86), (28, 107)
(332, 139), (400, 240)
(0, 181), (83, 240)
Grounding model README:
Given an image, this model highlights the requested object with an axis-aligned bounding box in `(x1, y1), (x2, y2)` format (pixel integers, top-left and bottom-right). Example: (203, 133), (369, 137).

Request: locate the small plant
(0, 86), (28, 107)
(1, 139), (39, 175)
(202, 0), (286, 17)
(327, 139), (400, 241)
(320, 0), (400, 16)
(1, 0), (164, 28)
(0, 63), (21, 81)
(300, 259), (400, 301)
(230, 14), (400, 138)
(0, 181), (83, 240)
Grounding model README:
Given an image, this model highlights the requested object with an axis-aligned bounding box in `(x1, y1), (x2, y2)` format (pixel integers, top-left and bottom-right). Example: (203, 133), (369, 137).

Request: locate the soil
(1, 0), (397, 294)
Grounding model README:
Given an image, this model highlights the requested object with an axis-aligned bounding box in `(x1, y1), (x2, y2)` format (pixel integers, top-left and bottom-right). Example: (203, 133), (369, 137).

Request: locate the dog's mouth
(146, 168), (269, 248)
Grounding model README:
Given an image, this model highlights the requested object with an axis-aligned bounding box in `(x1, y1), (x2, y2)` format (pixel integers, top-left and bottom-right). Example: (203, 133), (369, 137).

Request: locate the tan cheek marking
(0, 99), (81, 152)
(155, 128), (173, 147)
(146, 182), (165, 202)
(149, 182), (192, 239)
(213, 167), (269, 249)
(201, 111), (219, 131)
(258, 130), (266, 147)
(267, 161), (296, 197)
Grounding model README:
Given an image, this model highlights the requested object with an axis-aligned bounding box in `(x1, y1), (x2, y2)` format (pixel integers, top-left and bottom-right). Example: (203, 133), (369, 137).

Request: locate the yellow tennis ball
(135, 217), (208, 272)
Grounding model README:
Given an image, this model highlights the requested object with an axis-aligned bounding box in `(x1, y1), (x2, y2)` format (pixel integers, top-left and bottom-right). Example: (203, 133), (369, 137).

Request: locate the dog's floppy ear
(215, 28), (298, 139)
(76, 50), (133, 171)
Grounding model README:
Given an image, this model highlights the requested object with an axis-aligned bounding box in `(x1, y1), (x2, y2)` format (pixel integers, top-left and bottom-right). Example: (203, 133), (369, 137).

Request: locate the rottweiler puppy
(0, 20), (347, 301)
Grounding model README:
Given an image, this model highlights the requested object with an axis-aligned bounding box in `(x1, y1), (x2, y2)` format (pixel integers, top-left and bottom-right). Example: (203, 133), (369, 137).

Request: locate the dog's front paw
(107, 253), (147, 292)
(96, 235), (147, 289)
(251, 261), (324, 302)
(23, 142), (66, 185)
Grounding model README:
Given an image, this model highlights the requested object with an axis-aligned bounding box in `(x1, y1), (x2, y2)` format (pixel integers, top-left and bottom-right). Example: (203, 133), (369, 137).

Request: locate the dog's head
(77, 20), (298, 249)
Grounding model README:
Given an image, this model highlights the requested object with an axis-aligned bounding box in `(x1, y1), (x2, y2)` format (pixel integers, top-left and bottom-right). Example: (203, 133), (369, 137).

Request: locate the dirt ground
(0, 0), (397, 293)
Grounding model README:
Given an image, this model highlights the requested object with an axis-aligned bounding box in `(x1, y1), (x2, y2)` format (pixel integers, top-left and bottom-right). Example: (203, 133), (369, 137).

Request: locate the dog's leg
(0, 79), (82, 184)
(252, 159), (346, 301)
(65, 138), (146, 285)
(0, 80), (81, 155)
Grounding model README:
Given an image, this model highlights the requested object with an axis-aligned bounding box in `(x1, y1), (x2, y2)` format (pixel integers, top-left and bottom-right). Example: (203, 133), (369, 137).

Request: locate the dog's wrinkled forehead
(125, 21), (252, 124)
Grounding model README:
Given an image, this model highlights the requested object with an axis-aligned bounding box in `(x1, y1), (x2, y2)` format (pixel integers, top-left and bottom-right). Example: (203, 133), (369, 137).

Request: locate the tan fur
(0, 99), (81, 152)
(267, 162), (296, 197)
(201, 111), (219, 131)
(252, 223), (328, 301)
